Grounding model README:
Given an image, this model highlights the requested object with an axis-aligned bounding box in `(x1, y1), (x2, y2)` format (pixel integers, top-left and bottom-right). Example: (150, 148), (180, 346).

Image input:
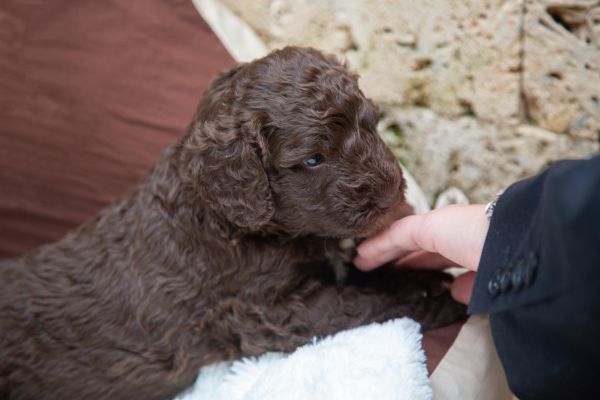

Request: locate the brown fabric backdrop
(0, 0), (233, 259)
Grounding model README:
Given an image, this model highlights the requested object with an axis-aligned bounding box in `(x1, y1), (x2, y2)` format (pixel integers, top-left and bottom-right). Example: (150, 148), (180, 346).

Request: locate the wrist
(484, 190), (505, 221)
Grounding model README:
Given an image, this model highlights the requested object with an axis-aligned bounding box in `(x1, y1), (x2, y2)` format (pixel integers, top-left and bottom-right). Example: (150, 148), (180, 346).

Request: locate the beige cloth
(431, 316), (512, 399)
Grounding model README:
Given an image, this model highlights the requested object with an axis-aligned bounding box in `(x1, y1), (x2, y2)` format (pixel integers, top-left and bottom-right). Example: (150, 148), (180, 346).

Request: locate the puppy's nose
(376, 191), (401, 210)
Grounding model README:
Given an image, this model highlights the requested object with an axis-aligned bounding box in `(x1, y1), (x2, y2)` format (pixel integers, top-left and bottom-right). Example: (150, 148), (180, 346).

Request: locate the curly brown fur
(0, 47), (465, 400)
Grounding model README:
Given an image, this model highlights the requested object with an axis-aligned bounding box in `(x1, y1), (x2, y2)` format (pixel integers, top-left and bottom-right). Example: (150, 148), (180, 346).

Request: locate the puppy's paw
(412, 290), (468, 331)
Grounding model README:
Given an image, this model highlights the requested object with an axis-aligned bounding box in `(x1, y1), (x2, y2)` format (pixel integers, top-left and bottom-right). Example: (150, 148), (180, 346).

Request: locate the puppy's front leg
(198, 275), (465, 359)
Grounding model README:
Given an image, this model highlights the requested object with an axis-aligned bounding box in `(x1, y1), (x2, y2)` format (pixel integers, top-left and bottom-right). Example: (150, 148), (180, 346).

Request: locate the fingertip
(355, 242), (379, 264)
(355, 241), (369, 257)
(352, 256), (376, 271)
(450, 271), (476, 305)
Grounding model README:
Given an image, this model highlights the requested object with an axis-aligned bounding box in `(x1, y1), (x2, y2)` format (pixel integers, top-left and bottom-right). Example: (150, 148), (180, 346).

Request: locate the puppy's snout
(376, 190), (401, 210)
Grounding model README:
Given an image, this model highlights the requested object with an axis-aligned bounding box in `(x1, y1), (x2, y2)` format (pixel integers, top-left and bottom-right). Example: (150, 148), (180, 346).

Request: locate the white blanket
(175, 318), (431, 400)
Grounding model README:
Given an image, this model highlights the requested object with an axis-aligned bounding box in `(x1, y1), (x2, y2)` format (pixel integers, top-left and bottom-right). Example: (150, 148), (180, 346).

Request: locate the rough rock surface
(379, 107), (594, 202)
(217, 0), (599, 203)
(524, 0), (600, 140)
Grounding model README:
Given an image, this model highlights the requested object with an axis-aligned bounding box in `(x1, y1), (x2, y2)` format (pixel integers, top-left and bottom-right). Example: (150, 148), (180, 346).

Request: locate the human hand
(354, 205), (489, 305)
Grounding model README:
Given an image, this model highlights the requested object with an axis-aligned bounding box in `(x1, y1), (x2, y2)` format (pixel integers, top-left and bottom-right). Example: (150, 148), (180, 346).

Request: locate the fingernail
(353, 257), (368, 269)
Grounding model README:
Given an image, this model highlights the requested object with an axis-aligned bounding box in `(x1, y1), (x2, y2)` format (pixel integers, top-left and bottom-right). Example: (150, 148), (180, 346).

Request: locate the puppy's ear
(194, 63), (245, 122)
(179, 114), (273, 232)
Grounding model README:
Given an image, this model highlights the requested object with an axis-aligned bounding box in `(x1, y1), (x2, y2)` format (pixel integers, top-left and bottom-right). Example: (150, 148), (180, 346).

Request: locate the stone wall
(218, 0), (599, 202)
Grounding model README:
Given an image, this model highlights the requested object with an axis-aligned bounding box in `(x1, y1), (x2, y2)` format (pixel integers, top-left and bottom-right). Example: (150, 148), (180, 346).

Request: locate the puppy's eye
(303, 154), (324, 167)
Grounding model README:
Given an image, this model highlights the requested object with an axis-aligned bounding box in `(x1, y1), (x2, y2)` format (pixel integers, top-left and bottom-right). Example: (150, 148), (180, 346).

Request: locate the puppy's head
(180, 47), (405, 238)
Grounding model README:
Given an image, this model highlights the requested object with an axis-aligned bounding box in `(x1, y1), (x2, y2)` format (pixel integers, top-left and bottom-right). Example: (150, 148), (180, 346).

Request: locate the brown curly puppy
(0, 47), (465, 400)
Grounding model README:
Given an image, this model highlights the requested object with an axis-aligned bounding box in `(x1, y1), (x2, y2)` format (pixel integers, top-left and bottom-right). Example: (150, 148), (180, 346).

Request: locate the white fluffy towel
(175, 318), (432, 400)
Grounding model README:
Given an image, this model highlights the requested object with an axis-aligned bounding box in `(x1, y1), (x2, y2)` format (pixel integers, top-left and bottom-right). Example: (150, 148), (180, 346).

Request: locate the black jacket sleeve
(469, 154), (600, 400)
